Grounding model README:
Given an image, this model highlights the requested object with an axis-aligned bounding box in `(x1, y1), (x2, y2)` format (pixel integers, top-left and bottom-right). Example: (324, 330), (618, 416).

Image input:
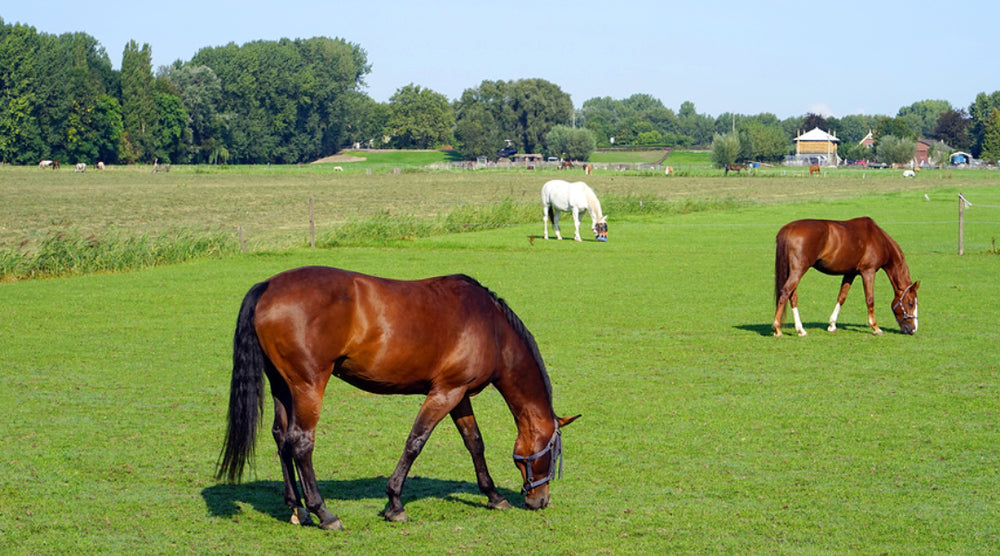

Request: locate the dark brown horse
(772, 217), (919, 337)
(724, 164), (746, 175)
(217, 266), (579, 530)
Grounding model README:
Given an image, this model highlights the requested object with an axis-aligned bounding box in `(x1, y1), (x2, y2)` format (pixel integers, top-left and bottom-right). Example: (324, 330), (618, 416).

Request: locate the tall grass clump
(0, 228), (239, 281)
(320, 201), (537, 247)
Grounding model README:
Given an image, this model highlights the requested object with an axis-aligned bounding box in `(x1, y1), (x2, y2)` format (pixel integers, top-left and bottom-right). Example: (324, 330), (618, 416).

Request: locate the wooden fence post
(958, 193), (969, 255)
(309, 198), (315, 248)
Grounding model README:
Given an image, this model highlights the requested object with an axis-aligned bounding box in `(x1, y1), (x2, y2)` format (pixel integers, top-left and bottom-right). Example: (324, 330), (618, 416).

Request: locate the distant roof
(795, 127), (840, 143)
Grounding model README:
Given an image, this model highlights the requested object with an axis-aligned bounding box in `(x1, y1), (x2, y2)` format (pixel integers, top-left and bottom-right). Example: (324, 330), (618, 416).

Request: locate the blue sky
(4, 1), (997, 118)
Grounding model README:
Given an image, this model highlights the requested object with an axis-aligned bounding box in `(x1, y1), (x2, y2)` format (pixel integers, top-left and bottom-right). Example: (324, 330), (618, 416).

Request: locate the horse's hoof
(827, 325), (837, 332)
(290, 507), (313, 526)
(797, 330), (808, 337)
(488, 498), (512, 510)
(382, 508), (408, 523)
(873, 328), (884, 336)
(319, 517), (344, 531)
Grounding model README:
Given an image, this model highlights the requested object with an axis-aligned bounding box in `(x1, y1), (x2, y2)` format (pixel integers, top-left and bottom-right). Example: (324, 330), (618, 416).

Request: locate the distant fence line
(218, 194), (1000, 252)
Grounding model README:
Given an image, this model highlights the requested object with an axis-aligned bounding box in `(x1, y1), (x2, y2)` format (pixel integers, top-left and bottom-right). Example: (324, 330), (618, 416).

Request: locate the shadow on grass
(202, 476), (522, 523)
(736, 321), (885, 336)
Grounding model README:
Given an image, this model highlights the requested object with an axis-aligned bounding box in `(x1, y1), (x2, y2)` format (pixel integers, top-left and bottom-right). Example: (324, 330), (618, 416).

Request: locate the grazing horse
(541, 179), (608, 241)
(809, 164), (820, 176)
(724, 164), (746, 175)
(74, 163), (86, 173)
(560, 159), (574, 170)
(38, 160), (53, 169)
(772, 217), (919, 337)
(217, 267), (580, 530)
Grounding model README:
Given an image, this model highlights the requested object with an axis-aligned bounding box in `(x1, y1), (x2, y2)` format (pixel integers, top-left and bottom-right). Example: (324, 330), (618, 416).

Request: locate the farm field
(1, 162), (999, 553)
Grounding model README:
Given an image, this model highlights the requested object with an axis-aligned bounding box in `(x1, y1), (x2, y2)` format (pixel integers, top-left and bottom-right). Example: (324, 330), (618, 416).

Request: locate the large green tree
(969, 91), (1000, 157)
(544, 125), (596, 160)
(711, 132), (741, 167)
(120, 40), (157, 163)
(385, 84), (453, 149)
(897, 99), (952, 138)
(876, 134), (917, 165)
(191, 37), (370, 163)
(979, 108), (1000, 164)
(932, 108), (971, 151)
(0, 21), (42, 163)
(455, 78), (571, 157)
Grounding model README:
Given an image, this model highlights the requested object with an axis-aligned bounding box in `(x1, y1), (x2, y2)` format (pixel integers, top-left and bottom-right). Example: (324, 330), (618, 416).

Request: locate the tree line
(3, 19), (1000, 165)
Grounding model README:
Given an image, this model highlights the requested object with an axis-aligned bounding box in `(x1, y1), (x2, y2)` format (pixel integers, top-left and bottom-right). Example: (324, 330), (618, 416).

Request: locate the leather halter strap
(512, 423), (562, 494)
(892, 282), (917, 321)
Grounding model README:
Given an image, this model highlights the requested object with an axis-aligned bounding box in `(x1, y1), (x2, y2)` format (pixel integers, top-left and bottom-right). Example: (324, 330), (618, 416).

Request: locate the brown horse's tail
(774, 230), (790, 317)
(216, 280), (270, 483)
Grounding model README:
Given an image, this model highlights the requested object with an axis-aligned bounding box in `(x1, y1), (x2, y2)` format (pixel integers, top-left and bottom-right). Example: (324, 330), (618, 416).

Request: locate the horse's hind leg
(773, 272), (807, 337)
(828, 276), (855, 332)
(267, 367), (312, 525)
(450, 396), (510, 510)
(281, 387), (342, 530)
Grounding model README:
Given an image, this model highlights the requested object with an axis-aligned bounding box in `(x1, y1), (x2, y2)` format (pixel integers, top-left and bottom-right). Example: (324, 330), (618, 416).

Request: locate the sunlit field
(1, 155), (998, 552)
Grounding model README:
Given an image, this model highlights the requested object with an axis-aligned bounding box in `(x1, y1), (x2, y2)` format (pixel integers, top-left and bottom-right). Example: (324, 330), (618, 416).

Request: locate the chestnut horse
(217, 266), (579, 530)
(809, 164), (820, 176)
(772, 217), (919, 337)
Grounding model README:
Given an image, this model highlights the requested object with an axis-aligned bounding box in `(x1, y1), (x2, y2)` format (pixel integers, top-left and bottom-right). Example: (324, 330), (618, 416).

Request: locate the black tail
(774, 231), (789, 320)
(216, 281), (270, 483)
(547, 205), (556, 227)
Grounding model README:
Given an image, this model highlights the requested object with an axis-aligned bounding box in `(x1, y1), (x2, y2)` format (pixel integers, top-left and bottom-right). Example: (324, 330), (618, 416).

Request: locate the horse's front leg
(572, 209), (582, 241)
(542, 206), (550, 240)
(450, 396), (510, 510)
(828, 276), (855, 332)
(384, 389), (465, 522)
(861, 272), (882, 335)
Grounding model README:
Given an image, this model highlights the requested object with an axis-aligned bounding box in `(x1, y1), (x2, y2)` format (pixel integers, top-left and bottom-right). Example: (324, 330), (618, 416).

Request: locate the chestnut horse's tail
(216, 280), (270, 483)
(774, 229), (790, 316)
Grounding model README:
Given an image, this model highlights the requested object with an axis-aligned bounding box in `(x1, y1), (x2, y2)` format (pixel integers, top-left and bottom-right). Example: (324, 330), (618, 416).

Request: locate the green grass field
(1, 161), (998, 553)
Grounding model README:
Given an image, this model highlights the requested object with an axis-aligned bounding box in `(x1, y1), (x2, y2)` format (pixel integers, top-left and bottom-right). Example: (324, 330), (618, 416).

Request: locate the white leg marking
(792, 307), (807, 336)
(828, 303), (842, 332)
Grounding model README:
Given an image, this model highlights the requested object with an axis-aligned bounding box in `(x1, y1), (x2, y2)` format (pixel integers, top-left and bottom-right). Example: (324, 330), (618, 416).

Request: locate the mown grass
(1, 178), (998, 552)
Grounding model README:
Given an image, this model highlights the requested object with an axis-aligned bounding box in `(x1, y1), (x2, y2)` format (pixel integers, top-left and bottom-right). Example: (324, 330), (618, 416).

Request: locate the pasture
(1, 162), (998, 553)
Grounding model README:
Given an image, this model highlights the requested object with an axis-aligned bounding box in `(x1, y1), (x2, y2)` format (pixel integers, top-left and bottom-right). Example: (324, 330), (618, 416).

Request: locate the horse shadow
(202, 476), (523, 523)
(735, 322), (893, 336)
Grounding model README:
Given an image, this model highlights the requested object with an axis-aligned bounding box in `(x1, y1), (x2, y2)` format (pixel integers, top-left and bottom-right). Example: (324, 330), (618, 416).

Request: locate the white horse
(541, 179), (608, 242)
(75, 163), (86, 173)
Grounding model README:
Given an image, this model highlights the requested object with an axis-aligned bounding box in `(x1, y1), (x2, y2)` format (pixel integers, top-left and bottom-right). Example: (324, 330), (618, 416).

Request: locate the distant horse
(902, 169), (915, 178)
(560, 159), (574, 170)
(724, 164), (746, 175)
(772, 217), (919, 337)
(96, 161), (105, 170)
(541, 179), (608, 241)
(217, 267), (580, 530)
(809, 164), (820, 176)
(74, 163), (86, 173)
(38, 160), (53, 169)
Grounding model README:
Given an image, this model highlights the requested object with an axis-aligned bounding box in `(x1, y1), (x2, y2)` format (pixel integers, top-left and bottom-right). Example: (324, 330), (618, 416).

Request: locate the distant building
(785, 127), (840, 166)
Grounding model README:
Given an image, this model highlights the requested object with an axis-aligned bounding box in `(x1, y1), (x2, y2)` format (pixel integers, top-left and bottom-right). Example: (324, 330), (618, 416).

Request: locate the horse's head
(593, 217), (608, 242)
(514, 414), (580, 510)
(891, 281), (919, 334)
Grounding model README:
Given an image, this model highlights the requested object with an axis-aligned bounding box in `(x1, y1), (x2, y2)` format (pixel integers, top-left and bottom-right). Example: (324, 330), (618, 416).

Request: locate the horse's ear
(913, 281), (920, 292)
(558, 414), (581, 428)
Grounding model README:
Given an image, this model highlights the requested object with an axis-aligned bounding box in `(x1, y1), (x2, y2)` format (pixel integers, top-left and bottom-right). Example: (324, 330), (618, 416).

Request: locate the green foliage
(876, 134), (917, 165)
(711, 132), (741, 166)
(191, 37), (371, 163)
(875, 115), (917, 142)
(386, 84), (454, 149)
(968, 91), (1000, 157)
(544, 125), (596, 160)
(454, 78), (572, 157)
(0, 228), (238, 280)
(933, 108), (972, 151)
(979, 108), (1000, 164)
(897, 99), (952, 138)
(738, 119), (789, 162)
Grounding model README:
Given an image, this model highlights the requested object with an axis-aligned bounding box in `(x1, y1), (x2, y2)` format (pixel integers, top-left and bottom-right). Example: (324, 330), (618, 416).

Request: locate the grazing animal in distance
(541, 179), (608, 242)
(809, 164), (820, 176)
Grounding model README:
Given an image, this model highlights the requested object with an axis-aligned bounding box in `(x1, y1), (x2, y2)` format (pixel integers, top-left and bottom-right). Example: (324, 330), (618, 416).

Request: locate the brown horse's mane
(452, 274), (553, 401)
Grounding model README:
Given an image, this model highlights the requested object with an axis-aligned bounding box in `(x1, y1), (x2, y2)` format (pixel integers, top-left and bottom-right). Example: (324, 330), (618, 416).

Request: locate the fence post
(309, 198), (315, 248)
(237, 226), (246, 253)
(958, 193), (963, 255)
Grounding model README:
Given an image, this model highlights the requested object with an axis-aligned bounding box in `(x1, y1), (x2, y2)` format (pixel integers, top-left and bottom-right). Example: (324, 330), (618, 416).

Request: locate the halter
(892, 282), (918, 322)
(512, 423), (562, 494)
